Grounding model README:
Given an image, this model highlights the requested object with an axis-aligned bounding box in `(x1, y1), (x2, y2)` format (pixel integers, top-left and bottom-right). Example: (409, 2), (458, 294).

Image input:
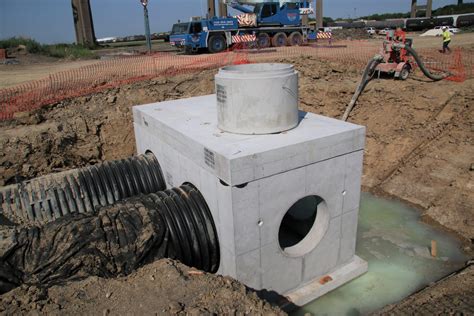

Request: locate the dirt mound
(0, 259), (284, 315)
(331, 28), (370, 40)
(0, 69), (216, 186)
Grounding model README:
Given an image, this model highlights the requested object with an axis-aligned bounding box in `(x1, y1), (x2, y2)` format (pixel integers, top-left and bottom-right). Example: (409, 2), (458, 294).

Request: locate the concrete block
(286, 256), (368, 306)
(178, 153), (201, 190)
(134, 95), (365, 186)
(261, 242), (303, 293)
(303, 215), (342, 281)
(305, 155), (345, 219)
(258, 167), (306, 247)
(215, 181), (234, 253)
(218, 245), (237, 276)
(343, 150), (364, 214)
(133, 94), (366, 299)
(199, 168), (219, 226)
(232, 181), (261, 255)
(236, 248), (262, 289)
(160, 142), (184, 188)
(339, 208), (360, 265)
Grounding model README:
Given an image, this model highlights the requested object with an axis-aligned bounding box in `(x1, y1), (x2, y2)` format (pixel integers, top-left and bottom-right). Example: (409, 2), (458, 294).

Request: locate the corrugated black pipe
(0, 153), (166, 224)
(0, 184), (219, 295)
(142, 184), (220, 273)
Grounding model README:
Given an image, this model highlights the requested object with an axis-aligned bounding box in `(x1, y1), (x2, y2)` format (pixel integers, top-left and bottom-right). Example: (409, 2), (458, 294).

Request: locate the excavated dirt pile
(0, 259), (283, 315)
(0, 69), (216, 186)
(0, 54), (473, 313)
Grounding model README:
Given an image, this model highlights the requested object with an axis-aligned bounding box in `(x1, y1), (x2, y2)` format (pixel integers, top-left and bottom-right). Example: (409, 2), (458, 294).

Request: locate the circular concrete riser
(215, 63), (299, 135)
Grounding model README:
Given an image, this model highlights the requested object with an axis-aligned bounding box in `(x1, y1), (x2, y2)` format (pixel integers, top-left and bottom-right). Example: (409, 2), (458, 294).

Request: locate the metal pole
(143, 4), (152, 53)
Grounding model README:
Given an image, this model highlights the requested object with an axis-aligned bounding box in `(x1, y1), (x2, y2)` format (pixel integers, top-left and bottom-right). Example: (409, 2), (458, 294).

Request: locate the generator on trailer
(170, 0), (314, 53)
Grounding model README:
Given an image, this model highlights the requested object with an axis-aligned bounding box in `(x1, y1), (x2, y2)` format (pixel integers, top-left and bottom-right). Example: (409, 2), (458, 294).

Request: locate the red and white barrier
(232, 34), (257, 43)
(317, 32), (332, 39)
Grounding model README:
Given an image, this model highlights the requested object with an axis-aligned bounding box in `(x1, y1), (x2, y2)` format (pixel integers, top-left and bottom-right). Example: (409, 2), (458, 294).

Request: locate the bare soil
(0, 259), (283, 315)
(0, 70), (215, 186)
(0, 54), (99, 89)
(0, 37), (473, 313)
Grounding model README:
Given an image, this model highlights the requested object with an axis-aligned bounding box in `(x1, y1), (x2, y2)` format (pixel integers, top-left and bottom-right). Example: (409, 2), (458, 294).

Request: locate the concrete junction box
(133, 68), (367, 305)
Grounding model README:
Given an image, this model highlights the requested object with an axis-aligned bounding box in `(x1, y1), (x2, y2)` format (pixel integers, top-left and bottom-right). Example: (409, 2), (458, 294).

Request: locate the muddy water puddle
(293, 193), (468, 316)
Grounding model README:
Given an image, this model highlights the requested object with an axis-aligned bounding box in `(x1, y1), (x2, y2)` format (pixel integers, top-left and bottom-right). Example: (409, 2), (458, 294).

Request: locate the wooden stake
(431, 240), (437, 257)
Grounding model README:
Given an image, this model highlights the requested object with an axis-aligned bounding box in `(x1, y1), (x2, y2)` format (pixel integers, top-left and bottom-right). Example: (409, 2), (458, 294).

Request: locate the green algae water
(293, 193), (468, 316)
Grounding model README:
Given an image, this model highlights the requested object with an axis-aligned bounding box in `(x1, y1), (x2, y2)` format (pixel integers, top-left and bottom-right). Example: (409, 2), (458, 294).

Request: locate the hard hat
(442, 26), (447, 30)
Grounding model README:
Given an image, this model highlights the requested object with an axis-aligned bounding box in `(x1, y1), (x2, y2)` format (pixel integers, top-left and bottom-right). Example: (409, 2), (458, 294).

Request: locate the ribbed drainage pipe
(142, 184), (220, 273)
(0, 153), (165, 224)
(0, 184), (219, 293)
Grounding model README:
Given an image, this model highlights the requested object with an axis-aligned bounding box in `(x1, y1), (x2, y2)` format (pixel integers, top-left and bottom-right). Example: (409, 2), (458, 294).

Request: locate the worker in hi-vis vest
(441, 26), (451, 54)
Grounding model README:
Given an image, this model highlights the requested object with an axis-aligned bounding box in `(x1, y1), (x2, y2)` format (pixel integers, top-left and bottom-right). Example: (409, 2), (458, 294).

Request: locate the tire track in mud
(375, 91), (468, 189)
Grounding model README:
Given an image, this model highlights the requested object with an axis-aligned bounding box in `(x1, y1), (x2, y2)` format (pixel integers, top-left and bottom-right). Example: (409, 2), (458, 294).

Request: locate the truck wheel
(257, 33), (271, 48)
(184, 46), (193, 55)
(288, 32), (303, 46)
(208, 34), (226, 54)
(272, 32), (288, 47)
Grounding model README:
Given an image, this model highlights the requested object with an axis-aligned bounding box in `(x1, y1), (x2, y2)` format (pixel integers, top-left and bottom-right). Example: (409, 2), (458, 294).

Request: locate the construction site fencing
(0, 41), (472, 121)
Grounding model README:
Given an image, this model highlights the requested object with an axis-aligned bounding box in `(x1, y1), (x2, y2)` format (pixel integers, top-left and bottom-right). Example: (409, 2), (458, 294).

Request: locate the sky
(0, 0), (470, 44)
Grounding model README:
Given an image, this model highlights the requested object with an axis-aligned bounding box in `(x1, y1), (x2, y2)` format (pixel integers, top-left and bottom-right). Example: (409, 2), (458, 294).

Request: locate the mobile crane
(169, 0), (314, 53)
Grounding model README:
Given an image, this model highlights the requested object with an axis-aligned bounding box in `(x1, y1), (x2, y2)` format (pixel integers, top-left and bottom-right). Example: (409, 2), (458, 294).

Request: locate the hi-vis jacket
(443, 30), (451, 42)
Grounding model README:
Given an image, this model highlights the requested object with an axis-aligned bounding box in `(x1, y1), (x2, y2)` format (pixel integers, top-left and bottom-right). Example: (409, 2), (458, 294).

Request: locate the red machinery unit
(375, 29), (413, 80)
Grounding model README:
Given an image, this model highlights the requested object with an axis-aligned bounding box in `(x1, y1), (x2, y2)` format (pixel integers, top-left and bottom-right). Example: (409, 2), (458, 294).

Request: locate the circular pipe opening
(278, 195), (329, 257)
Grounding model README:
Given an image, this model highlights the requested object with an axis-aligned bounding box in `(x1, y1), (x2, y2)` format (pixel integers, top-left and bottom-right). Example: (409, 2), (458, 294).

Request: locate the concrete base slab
(284, 256), (368, 307)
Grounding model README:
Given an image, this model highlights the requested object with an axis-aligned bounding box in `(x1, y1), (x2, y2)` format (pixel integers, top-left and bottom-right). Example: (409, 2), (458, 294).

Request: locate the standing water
(293, 193), (468, 316)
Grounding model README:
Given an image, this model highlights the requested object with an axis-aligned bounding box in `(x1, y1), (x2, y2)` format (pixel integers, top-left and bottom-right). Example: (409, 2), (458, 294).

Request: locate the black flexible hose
(402, 44), (448, 81)
(342, 55), (382, 121)
(342, 44), (449, 121)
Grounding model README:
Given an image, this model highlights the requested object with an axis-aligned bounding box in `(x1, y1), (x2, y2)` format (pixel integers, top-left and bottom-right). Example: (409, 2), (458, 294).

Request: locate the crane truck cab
(170, 21), (205, 54)
(170, 17), (238, 53)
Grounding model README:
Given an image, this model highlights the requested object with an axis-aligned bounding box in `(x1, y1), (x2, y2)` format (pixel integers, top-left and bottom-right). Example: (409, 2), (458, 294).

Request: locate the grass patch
(43, 44), (96, 59)
(0, 37), (43, 54)
(0, 37), (97, 59)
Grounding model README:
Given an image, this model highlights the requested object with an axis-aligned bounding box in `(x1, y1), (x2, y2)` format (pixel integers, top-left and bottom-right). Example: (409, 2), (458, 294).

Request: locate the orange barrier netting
(0, 42), (471, 120)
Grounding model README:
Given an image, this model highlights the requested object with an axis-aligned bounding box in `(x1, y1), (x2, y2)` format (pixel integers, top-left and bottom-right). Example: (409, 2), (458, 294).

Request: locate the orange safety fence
(0, 42), (472, 121)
